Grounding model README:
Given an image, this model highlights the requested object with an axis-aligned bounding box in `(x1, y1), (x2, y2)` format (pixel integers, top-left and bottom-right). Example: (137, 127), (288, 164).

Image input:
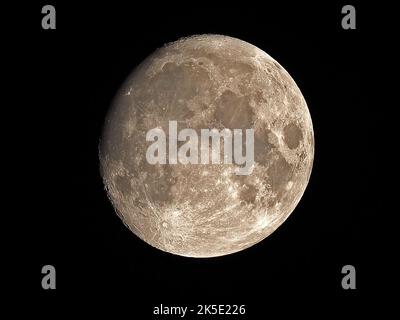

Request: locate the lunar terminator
(99, 34), (314, 257)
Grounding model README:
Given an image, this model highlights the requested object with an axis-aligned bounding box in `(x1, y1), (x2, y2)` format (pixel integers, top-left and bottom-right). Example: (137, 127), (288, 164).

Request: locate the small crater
(162, 221), (169, 228)
(286, 181), (293, 190)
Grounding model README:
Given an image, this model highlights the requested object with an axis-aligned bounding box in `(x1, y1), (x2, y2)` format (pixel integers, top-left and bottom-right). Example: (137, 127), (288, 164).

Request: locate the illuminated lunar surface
(99, 34), (314, 258)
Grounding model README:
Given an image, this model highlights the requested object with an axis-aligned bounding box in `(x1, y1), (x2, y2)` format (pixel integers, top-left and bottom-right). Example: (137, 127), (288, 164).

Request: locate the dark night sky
(7, 1), (388, 318)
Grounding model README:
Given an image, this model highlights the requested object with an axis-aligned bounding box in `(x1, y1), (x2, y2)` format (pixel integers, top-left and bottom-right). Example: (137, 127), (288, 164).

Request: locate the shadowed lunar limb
(99, 34), (314, 258)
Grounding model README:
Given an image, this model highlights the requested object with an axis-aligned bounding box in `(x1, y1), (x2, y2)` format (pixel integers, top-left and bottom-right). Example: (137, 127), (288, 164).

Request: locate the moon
(99, 34), (314, 258)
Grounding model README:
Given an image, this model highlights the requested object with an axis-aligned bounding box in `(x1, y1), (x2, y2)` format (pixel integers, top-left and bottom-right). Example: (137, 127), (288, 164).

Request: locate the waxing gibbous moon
(99, 34), (314, 258)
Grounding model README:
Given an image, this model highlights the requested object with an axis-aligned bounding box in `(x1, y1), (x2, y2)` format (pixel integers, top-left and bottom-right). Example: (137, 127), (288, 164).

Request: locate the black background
(9, 1), (385, 318)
